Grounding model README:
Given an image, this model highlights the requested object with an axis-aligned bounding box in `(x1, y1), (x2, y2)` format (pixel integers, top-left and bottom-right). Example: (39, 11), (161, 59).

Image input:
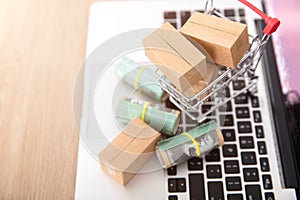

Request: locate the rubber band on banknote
(141, 101), (150, 122)
(134, 66), (147, 89)
(182, 132), (201, 157)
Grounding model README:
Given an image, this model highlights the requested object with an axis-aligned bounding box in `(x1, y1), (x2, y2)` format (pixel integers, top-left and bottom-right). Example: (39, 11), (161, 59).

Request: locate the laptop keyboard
(164, 8), (275, 200)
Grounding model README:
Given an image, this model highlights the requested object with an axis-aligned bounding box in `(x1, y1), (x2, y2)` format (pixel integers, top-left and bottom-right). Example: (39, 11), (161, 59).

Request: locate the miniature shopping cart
(155, 0), (280, 122)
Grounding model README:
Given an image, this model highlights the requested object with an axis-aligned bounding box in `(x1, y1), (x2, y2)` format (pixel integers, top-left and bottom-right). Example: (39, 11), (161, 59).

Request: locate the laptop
(74, 0), (300, 199)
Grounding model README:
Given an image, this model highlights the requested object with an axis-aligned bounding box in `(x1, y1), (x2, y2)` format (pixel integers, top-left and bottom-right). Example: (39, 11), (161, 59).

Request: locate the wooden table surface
(0, 0), (93, 199)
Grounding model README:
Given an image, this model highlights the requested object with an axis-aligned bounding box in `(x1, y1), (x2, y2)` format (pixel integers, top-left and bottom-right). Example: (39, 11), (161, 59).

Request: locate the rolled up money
(114, 57), (168, 102)
(156, 120), (224, 168)
(115, 97), (180, 136)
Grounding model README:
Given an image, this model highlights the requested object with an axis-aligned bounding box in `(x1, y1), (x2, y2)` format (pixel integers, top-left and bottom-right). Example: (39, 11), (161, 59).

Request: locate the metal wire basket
(155, 0), (275, 122)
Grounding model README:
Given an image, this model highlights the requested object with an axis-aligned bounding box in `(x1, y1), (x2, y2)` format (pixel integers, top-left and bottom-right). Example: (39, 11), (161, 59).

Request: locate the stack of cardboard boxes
(143, 12), (249, 98)
(143, 22), (209, 98)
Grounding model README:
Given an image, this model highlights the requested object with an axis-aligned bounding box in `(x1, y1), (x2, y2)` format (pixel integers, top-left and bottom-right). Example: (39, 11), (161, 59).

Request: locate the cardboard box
(99, 118), (161, 186)
(180, 12), (250, 69)
(143, 22), (209, 96)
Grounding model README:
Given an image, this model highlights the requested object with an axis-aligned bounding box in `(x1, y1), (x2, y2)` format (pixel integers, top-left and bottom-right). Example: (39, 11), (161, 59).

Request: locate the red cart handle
(238, 0), (280, 35)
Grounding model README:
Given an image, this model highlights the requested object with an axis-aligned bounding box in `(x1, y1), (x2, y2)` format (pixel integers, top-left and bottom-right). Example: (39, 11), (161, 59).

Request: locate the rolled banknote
(156, 120), (224, 168)
(114, 56), (168, 102)
(115, 97), (180, 136)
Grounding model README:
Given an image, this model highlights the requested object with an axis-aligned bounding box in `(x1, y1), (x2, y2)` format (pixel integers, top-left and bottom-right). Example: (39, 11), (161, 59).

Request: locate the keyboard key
(168, 178), (177, 193)
(243, 168), (259, 182)
(262, 175), (273, 189)
(239, 8), (245, 17)
(233, 80), (245, 90)
(251, 96), (259, 108)
(228, 194), (243, 200)
(241, 152), (257, 165)
(168, 195), (177, 200)
(169, 22), (177, 29)
(265, 192), (275, 200)
(239, 136), (254, 149)
(201, 104), (215, 116)
(207, 165), (222, 178)
(223, 144), (238, 157)
(167, 166), (177, 176)
(219, 101), (232, 112)
(245, 185), (262, 200)
(224, 160), (240, 174)
(257, 141), (267, 155)
(205, 148), (220, 162)
(188, 157), (203, 171)
(240, 19), (246, 24)
(177, 178), (187, 192)
(220, 115), (234, 126)
(180, 11), (191, 26)
(235, 93), (248, 104)
(225, 87), (231, 97)
(260, 158), (270, 172)
(238, 121), (252, 133)
(168, 178), (186, 193)
(164, 11), (176, 19)
(236, 107), (250, 118)
(226, 177), (242, 191)
(255, 126), (265, 138)
(253, 111), (262, 122)
(189, 174), (205, 200)
(224, 9), (235, 17)
(222, 129), (236, 141)
(208, 182), (224, 199)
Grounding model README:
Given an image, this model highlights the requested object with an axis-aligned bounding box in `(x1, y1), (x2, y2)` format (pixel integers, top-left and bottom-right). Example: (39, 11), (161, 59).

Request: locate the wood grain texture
(0, 0), (93, 199)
